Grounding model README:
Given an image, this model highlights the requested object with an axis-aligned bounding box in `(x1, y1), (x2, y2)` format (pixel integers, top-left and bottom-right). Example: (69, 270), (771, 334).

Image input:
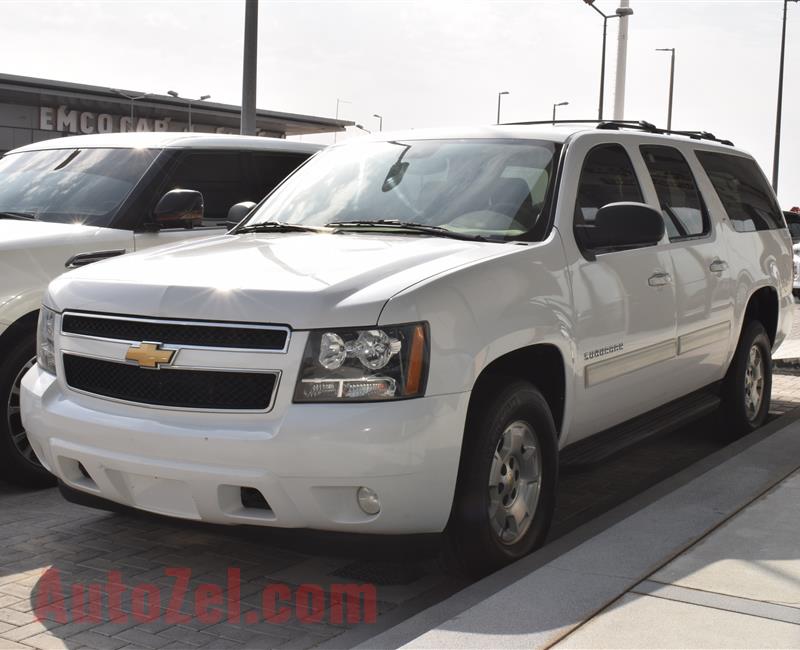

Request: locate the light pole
(110, 88), (150, 121)
(373, 114), (383, 131)
(773, 0), (799, 192)
(241, 0), (258, 135)
(168, 91), (211, 131)
(334, 98), (351, 143)
(497, 91), (509, 124)
(552, 101), (569, 124)
(355, 124), (372, 134)
(582, 1), (634, 120)
(656, 48), (676, 131)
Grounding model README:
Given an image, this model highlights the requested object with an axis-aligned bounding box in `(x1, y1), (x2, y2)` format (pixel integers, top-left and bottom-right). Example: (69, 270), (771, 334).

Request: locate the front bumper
(22, 365), (469, 534)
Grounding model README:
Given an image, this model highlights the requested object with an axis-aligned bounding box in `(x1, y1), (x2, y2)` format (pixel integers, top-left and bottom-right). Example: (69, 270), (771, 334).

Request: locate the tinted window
(574, 144), (644, 248)
(641, 145), (709, 240)
(0, 148), (158, 227)
(252, 153), (309, 198)
(695, 151), (783, 232)
(164, 152), (248, 223)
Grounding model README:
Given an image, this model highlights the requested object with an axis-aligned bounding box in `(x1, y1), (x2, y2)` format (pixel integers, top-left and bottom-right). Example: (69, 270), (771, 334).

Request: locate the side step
(560, 390), (721, 468)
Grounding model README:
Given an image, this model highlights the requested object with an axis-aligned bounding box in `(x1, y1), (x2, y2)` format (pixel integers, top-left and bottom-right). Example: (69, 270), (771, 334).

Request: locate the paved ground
(2, 308), (800, 649)
(555, 468), (800, 648)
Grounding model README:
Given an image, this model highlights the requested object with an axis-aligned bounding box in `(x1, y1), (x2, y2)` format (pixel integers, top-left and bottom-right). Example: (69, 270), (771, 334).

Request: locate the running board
(560, 390), (721, 468)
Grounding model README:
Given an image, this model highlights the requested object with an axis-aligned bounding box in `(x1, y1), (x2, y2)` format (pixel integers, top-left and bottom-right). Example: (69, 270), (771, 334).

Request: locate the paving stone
(555, 593), (800, 649)
(112, 627), (172, 649)
(64, 630), (129, 650)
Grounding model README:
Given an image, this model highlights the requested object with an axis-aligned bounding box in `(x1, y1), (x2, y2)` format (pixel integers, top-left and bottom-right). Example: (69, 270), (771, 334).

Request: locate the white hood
(48, 232), (516, 328)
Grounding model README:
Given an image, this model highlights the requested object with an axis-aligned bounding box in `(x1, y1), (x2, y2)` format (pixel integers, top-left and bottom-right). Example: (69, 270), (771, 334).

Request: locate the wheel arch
(468, 343), (567, 438)
(742, 285), (779, 346)
(0, 310), (39, 354)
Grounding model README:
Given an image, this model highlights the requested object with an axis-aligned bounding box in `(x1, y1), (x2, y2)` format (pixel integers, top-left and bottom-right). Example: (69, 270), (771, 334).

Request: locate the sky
(1, 0), (798, 206)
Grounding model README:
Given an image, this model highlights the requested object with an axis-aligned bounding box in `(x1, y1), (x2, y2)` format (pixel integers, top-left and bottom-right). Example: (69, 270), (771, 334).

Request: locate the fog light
(357, 487), (380, 515)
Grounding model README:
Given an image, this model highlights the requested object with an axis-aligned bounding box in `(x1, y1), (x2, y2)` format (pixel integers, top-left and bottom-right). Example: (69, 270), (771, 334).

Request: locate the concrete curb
(358, 410), (800, 649)
(774, 357), (800, 369)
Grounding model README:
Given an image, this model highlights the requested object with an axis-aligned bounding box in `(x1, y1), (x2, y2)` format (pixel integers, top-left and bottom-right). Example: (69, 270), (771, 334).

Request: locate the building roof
(10, 132), (325, 153)
(0, 72), (353, 136)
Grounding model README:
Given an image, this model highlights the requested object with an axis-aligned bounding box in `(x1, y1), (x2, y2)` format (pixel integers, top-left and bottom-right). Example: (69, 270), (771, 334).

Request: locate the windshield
(243, 139), (559, 240)
(0, 147), (159, 227)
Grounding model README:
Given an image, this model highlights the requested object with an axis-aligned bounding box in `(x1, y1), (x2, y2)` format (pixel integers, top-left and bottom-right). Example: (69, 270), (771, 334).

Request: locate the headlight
(36, 306), (57, 375)
(294, 323), (429, 402)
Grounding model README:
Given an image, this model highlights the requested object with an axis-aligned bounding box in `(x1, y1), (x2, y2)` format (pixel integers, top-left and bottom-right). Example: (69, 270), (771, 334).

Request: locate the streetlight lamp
(773, 0), (799, 192)
(110, 88), (150, 121)
(656, 48), (676, 131)
(582, 1), (634, 120)
(167, 91), (211, 131)
(497, 91), (510, 124)
(334, 98), (351, 143)
(354, 124), (372, 134)
(373, 114), (383, 131)
(552, 101), (569, 124)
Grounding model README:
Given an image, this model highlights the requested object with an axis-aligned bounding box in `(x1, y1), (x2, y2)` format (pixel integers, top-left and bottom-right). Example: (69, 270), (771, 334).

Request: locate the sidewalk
(364, 412), (800, 649)
(555, 470), (800, 648)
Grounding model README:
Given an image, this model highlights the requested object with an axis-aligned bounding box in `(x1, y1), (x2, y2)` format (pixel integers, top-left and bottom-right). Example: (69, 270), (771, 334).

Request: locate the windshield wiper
(0, 211), (36, 221)
(326, 219), (488, 242)
(235, 221), (325, 234)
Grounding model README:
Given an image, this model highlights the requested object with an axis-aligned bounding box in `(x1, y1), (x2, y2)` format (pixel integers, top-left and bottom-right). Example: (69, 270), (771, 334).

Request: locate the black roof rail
(499, 119), (734, 146)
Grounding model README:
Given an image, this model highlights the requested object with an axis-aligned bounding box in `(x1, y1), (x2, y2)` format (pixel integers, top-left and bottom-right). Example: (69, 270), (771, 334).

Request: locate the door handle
(709, 259), (728, 274)
(648, 271), (672, 287)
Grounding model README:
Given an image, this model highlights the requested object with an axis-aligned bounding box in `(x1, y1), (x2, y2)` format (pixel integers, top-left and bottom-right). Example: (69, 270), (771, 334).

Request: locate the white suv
(21, 123), (792, 576)
(0, 132), (320, 486)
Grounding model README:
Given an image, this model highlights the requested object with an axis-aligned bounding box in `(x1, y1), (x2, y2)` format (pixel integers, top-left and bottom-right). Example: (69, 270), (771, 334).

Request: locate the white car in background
(0, 132), (321, 486)
(22, 123), (792, 576)
(783, 210), (800, 295)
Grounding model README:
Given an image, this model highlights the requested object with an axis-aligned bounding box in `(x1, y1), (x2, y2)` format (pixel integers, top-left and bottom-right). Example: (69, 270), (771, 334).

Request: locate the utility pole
(613, 0), (631, 120)
(240, 0), (258, 135)
(656, 48), (675, 130)
(773, 0), (798, 192)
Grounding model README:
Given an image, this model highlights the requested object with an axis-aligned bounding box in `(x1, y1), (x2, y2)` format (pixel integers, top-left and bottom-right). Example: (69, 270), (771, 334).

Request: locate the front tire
(445, 381), (558, 578)
(0, 329), (56, 488)
(720, 320), (772, 439)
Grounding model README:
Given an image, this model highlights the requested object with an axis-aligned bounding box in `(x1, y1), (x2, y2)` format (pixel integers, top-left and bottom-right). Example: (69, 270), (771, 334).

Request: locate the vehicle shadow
(2, 405), (795, 648)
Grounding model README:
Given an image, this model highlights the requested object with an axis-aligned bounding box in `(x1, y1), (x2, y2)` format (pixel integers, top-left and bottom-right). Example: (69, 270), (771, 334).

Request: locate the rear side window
(164, 152), (248, 224)
(574, 144), (643, 248)
(252, 153), (309, 198)
(695, 151), (783, 232)
(640, 145), (709, 241)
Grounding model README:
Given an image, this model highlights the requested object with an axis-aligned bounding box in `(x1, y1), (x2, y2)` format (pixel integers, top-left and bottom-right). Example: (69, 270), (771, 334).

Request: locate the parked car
(783, 210), (800, 296)
(0, 132), (321, 486)
(21, 123), (792, 576)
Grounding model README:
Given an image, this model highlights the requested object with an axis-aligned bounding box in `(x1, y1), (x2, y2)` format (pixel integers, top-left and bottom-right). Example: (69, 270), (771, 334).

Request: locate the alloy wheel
(487, 420), (542, 545)
(744, 344), (765, 421)
(6, 356), (40, 466)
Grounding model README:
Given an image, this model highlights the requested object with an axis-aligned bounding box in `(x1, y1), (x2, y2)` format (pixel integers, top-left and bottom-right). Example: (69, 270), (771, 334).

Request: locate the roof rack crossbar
(498, 119), (734, 146)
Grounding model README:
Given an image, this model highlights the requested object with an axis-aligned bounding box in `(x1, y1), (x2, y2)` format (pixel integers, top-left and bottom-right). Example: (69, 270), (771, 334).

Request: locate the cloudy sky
(1, 0), (798, 205)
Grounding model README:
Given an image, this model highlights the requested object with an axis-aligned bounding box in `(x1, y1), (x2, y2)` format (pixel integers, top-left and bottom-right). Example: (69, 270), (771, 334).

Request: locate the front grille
(63, 354), (277, 410)
(62, 313), (288, 351)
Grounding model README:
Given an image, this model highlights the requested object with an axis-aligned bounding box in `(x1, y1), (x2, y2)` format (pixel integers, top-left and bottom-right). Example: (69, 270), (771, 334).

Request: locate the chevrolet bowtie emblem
(125, 342), (175, 369)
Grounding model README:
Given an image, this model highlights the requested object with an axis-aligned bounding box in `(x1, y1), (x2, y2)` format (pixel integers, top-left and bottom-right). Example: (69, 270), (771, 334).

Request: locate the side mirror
(589, 202), (665, 250)
(226, 201), (257, 229)
(153, 189), (204, 229)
